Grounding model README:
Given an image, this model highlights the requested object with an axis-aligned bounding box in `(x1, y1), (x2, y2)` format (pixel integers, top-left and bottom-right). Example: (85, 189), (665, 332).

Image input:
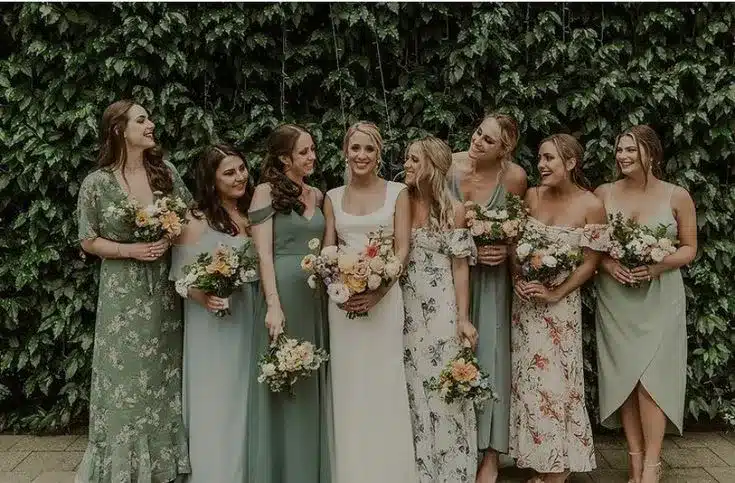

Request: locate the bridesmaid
(509, 134), (606, 482)
(449, 113), (527, 482)
(594, 125), (696, 483)
(169, 144), (260, 482)
(75, 100), (191, 482)
(402, 136), (480, 482)
(246, 124), (332, 483)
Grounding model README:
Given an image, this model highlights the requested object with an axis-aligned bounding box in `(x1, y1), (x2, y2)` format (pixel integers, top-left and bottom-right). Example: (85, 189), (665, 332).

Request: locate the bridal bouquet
(257, 333), (329, 396)
(109, 191), (189, 241)
(174, 242), (258, 317)
(606, 212), (678, 269)
(464, 192), (528, 246)
(515, 230), (584, 287)
(301, 227), (402, 319)
(425, 343), (497, 407)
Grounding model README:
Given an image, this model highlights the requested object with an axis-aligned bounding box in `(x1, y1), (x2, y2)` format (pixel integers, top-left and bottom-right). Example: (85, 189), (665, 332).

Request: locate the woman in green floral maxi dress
(75, 100), (192, 483)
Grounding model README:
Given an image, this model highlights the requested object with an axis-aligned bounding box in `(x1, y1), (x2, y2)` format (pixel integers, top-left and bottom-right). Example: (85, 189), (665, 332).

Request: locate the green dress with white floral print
(75, 161), (193, 483)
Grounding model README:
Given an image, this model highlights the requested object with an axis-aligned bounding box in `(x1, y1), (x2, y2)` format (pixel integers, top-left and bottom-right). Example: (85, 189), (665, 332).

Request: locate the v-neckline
(299, 187), (318, 221)
(108, 169), (155, 206)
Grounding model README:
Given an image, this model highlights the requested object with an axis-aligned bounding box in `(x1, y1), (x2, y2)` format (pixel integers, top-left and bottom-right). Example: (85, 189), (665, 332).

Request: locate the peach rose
(451, 359), (479, 383)
(345, 274), (367, 293)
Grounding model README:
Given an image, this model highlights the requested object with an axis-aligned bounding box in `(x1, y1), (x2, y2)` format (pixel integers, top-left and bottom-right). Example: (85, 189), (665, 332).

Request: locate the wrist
(116, 243), (127, 258)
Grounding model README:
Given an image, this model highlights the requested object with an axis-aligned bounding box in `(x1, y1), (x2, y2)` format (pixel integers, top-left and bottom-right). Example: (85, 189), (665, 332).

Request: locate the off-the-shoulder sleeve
(166, 161), (194, 206)
(580, 224), (610, 252)
(445, 228), (477, 265)
(248, 205), (276, 225)
(77, 172), (101, 241)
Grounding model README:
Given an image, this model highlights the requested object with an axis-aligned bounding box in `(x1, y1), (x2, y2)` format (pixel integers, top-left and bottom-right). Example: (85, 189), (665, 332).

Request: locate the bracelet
(116, 243), (123, 258)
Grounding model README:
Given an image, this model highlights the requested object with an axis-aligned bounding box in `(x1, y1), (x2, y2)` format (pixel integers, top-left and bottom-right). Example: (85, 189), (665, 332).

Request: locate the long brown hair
(97, 99), (173, 193)
(614, 125), (663, 185)
(191, 144), (253, 236)
(261, 124), (311, 215)
(539, 133), (590, 190)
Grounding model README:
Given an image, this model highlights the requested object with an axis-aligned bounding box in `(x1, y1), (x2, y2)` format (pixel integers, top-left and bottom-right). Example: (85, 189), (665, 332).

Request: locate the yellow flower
(337, 252), (359, 274)
(161, 211), (182, 237)
(344, 274), (367, 293)
(206, 258), (232, 276)
(135, 210), (151, 227)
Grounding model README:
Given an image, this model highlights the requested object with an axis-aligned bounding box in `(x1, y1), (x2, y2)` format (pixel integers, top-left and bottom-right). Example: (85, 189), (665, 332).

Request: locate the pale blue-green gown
(170, 224), (262, 483)
(595, 187), (687, 434)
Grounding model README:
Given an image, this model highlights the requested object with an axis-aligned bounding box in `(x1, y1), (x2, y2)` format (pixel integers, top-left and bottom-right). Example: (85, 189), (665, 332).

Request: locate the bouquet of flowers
(464, 192), (528, 246)
(301, 227), (402, 319)
(175, 242), (258, 317)
(257, 333), (329, 396)
(424, 343), (497, 407)
(111, 191), (190, 241)
(515, 230), (584, 287)
(606, 212), (678, 268)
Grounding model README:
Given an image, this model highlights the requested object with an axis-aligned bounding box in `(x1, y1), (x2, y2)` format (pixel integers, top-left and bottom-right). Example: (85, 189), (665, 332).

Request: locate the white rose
(261, 363), (277, 377)
(320, 245), (339, 262)
(658, 238), (674, 251)
(641, 234), (657, 246)
(307, 274), (318, 289)
(470, 222), (485, 237)
(367, 274), (382, 291)
(384, 261), (402, 279)
(327, 282), (350, 304)
(496, 209), (509, 220)
(516, 243), (532, 260)
(308, 238), (321, 251)
(486, 209), (501, 219)
(650, 247), (667, 263)
(244, 269), (256, 279)
(542, 255), (558, 268)
(174, 279), (189, 298)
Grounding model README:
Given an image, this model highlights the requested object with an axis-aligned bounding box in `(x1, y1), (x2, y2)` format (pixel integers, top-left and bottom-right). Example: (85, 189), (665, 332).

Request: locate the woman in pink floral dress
(508, 134), (607, 482)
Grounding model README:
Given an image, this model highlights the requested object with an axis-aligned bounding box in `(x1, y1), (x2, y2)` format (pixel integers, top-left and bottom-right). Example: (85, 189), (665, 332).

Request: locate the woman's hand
(601, 256), (636, 285)
(265, 305), (285, 341)
(477, 245), (508, 266)
(204, 295), (229, 313)
(341, 288), (387, 314)
(456, 316), (478, 350)
(524, 282), (561, 304)
(124, 238), (170, 262)
(631, 264), (665, 283)
(513, 277), (531, 301)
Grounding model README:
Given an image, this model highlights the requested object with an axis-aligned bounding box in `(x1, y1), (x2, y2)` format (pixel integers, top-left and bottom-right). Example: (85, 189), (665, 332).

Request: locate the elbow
(80, 239), (94, 255)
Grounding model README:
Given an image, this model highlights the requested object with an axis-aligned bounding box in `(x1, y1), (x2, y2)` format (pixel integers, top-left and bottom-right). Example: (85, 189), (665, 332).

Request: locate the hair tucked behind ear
(614, 125), (663, 186)
(261, 124), (311, 215)
(98, 99), (173, 193)
(539, 133), (590, 190)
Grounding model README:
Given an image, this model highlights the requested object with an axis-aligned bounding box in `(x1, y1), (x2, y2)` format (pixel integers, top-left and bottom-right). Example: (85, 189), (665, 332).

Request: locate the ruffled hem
(75, 429), (190, 483)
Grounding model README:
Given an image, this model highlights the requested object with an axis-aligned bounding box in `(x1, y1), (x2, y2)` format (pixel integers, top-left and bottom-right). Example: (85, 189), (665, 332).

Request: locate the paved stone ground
(0, 431), (733, 482)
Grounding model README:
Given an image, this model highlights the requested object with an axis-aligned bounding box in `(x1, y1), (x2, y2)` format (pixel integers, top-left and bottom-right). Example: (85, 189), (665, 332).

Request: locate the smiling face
(283, 132), (317, 178)
(403, 143), (428, 188)
(346, 130), (380, 178)
(537, 140), (575, 188)
(123, 104), (156, 150)
(615, 134), (648, 177)
(468, 117), (505, 163)
(215, 155), (249, 201)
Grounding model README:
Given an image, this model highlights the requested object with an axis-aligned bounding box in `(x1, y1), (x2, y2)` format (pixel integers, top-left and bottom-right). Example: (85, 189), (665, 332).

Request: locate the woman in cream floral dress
(509, 134), (607, 482)
(401, 136), (480, 482)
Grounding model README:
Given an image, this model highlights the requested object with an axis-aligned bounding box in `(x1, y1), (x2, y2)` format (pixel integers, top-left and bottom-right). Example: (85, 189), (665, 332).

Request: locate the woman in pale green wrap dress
(169, 145), (261, 483)
(76, 101), (192, 482)
(594, 126), (697, 483)
(450, 114), (527, 483)
(246, 124), (332, 483)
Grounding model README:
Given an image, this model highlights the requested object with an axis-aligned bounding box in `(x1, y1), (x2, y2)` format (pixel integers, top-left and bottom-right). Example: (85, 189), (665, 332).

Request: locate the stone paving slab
(0, 431), (731, 483)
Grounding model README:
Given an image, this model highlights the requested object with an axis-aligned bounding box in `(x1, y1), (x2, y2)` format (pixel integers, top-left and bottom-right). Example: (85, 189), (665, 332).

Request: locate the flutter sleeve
(580, 223), (610, 252)
(445, 228), (477, 266)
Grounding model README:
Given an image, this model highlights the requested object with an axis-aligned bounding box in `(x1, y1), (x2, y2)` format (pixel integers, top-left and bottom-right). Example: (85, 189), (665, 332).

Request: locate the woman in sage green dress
(169, 145), (261, 483)
(594, 126), (697, 483)
(449, 114), (527, 483)
(246, 124), (333, 483)
(75, 100), (192, 483)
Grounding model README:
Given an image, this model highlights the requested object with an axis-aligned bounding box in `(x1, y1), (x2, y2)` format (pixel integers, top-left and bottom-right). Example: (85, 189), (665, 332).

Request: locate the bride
(323, 121), (418, 483)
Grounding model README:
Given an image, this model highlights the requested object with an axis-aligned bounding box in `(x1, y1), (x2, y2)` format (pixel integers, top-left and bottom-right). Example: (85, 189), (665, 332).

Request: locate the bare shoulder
(249, 183), (273, 211)
(450, 152), (471, 176)
(503, 162), (528, 195)
(253, 182), (272, 197)
(668, 182), (694, 207)
(178, 210), (208, 245)
(581, 190), (607, 223)
(307, 184), (324, 204)
(593, 182), (613, 199)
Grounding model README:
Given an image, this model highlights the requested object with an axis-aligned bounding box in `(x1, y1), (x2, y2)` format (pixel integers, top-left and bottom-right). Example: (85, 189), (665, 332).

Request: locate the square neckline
(338, 180), (390, 217)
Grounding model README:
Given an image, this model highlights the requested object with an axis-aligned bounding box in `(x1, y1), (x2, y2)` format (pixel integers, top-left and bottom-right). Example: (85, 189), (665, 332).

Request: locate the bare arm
(393, 187), (411, 268)
(504, 163), (528, 197)
(249, 184), (280, 310)
(660, 186), (697, 269)
(323, 194), (337, 248)
(451, 203), (470, 322)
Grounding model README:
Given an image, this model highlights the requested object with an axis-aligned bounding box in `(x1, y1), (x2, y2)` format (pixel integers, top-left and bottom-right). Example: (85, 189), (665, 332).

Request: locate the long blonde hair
(407, 136), (455, 231)
(342, 121), (384, 184)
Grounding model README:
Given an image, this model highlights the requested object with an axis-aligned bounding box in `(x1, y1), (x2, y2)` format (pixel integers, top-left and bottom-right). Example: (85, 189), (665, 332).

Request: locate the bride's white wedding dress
(326, 181), (418, 483)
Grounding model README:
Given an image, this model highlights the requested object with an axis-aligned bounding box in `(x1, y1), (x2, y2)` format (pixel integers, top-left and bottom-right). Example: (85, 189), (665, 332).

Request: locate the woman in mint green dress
(75, 100), (192, 482)
(169, 145), (261, 483)
(246, 124), (333, 483)
(594, 126), (697, 483)
(449, 114), (527, 483)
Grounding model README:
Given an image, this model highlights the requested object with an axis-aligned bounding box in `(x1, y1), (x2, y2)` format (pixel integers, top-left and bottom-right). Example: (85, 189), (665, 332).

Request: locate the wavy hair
(342, 121), (384, 183)
(261, 124), (312, 215)
(406, 136), (455, 231)
(482, 113), (519, 166)
(539, 133), (590, 190)
(191, 144), (253, 236)
(97, 99), (173, 193)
